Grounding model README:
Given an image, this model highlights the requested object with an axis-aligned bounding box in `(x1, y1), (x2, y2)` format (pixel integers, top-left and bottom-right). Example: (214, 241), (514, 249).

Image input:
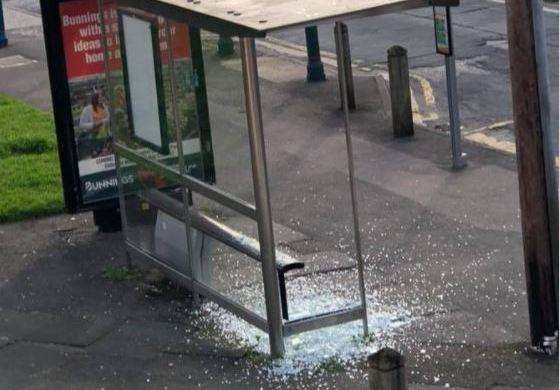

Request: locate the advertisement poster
(59, 0), (192, 204)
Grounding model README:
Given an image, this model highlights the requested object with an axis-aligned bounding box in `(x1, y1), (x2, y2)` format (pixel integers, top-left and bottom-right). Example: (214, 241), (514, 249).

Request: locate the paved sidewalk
(0, 1), (50, 110)
(1, 3), (559, 389)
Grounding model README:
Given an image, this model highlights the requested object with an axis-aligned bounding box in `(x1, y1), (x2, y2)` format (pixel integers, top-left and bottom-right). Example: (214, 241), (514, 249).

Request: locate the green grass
(0, 94), (63, 223)
(102, 265), (141, 282)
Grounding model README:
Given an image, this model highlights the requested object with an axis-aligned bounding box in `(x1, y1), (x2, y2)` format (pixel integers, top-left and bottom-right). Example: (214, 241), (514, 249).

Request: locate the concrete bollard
(368, 348), (407, 390)
(334, 22), (356, 110)
(387, 46), (414, 138)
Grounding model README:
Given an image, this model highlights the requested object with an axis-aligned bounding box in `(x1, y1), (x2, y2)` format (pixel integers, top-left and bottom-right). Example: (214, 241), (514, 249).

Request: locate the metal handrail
(114, 141), (257, 220)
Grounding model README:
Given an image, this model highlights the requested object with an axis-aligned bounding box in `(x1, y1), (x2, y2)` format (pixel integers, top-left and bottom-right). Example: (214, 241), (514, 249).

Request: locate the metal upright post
(164, 20), (198, 297)
(334, 23), (356, 111)
(239, 37), (285, 358)
(97, 0), (129, 248)
(305, 26), (326, 82)
(0, 0), (8, 48)
(335, 22), (369, 336)
(443, 8), (466, 170)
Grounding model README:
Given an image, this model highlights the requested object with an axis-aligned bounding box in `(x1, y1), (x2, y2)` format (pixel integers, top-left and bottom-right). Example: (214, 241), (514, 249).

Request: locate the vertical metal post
(334, 23), (356, 111)
(335, 22), (369, 336)
(444, 9), (466, 170)
(0, 0), (7, 48)
(97, 0), (129, 259)
(305, 26), (326, 82)
(239, 37), (285, 358)
(505, 0), (559, 355)
(164, 21), (198, 297)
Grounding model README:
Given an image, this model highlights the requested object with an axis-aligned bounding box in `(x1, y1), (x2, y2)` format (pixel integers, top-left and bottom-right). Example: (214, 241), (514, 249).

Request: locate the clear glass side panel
(189, 31), (267, 322)
(101, 3), (269, 330)
(100, 4), (199, 270)
(199, 32), (254, 203)
(256, 29), (363, 321)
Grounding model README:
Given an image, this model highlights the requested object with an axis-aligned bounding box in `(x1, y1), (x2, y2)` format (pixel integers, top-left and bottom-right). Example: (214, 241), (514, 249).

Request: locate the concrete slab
(0, 309), (115, 347)
(3, 4), (42, 31)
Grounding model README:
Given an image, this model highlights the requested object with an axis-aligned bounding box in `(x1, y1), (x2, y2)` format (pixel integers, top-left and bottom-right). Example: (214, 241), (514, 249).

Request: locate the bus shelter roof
(117, 0), (459, 37)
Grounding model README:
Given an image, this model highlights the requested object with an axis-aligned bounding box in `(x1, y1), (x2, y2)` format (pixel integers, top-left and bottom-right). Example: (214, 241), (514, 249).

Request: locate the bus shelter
(99, 0), (460, 357)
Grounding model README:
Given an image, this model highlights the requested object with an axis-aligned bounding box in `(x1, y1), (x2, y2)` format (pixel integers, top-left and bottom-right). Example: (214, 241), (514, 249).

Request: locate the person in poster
(78, 88), (111, 158)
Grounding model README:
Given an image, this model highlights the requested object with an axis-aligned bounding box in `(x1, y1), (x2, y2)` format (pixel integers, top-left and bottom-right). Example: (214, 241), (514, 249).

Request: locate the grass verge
(0, 94), (63, 223)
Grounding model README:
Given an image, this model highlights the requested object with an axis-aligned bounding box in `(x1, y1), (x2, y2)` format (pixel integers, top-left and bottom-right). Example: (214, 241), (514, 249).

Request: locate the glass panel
(99, 4), (194, 262)
(256, 30), (362, 323)
(101, 5), (268, 324)
(190, 31), (267, 319)
(200, 32), (254, 204)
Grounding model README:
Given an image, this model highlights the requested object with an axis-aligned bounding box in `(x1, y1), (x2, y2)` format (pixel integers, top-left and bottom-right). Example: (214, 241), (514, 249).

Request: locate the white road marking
(487, 0), (559, 15)
(0, 55), (37, 69)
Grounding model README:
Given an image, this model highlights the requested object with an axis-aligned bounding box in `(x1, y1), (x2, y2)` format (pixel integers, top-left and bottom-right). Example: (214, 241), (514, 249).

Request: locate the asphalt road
(5, 0), (559, 147)
(3, 0), (559, 162)
(273, 0), (559, 150)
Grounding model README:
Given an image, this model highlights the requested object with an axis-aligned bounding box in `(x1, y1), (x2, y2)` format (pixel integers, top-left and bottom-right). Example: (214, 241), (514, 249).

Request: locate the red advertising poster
(58, 0), (192, 204)
(60, 1), (190, 78)
(59, 0), (119, 78)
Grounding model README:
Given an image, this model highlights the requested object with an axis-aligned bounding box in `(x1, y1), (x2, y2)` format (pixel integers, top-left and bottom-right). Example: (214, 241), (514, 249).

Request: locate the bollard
(334, 23), (356, 110)
(305, 26), (326, 82)
(387, 46), (414, 138)
(368, 348), (407, 390)
(0, 0), (8, 48)
(216, 35), (235, 57)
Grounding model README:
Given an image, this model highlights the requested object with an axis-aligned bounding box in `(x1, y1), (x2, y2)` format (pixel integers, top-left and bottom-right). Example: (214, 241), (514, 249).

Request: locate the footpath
(1, 2), (559, 389)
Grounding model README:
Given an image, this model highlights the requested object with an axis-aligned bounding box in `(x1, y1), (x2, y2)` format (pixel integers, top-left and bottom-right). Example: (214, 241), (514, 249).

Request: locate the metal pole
(164, 21), (198, 297)
(335, 21), (369, 336)
(0, 0), (7, 48)
(444, 8), (466, 170)
(334, 23), (356, 111)
(505, 0), (559, 356)
(305, 26), (326, 82)
(239, 37), (285, 358)
(97, 0), (129, 260)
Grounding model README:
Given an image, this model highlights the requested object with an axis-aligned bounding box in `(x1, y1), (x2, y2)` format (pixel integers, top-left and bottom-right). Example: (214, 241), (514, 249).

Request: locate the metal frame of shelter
(99, 0), (460, 357)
